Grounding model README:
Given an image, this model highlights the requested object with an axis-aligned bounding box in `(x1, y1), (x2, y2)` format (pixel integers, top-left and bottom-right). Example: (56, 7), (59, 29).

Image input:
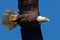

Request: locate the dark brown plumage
(2, 0), (50, 40)
(17, 10), (39, 22)
(16, 0), (43, 40)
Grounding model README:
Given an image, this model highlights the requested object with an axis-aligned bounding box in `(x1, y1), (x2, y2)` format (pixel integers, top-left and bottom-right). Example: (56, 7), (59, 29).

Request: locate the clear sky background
(0, 0), (60, 40)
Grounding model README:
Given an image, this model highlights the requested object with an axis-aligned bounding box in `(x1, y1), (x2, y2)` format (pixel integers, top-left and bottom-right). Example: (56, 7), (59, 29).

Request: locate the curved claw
(9, 15), (18, 24)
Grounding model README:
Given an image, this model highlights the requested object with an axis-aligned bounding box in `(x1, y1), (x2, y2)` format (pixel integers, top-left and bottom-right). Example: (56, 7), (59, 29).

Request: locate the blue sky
(0, 0), (60, 40)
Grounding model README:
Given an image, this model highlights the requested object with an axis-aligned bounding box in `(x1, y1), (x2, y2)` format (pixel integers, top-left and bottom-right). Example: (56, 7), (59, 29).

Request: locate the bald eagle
(2, 0), (50, 40)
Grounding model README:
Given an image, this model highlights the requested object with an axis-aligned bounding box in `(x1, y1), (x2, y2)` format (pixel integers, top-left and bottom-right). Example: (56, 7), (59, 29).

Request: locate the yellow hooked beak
(45, 18), (50, 22)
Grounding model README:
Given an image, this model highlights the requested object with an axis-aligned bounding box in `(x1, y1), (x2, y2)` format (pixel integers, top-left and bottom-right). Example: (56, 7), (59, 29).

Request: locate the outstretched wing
(18, 21), (43, 40)
(18, 0), (25, 12)
(18, 0), (38, 12)
(17, 0), (43, 40)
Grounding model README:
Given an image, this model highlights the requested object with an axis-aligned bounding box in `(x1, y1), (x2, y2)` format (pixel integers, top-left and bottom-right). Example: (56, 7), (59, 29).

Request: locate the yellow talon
(9, 21), (17, 24)
(9, 14), (18, 24)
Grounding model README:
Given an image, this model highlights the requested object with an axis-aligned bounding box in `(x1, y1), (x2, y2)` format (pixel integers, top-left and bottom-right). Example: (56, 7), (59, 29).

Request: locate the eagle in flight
(2, 0), (50, 40)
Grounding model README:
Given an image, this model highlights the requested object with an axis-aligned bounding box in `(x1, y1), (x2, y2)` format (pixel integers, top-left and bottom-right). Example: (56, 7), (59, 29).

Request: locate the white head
(37, 16), (50, 23)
